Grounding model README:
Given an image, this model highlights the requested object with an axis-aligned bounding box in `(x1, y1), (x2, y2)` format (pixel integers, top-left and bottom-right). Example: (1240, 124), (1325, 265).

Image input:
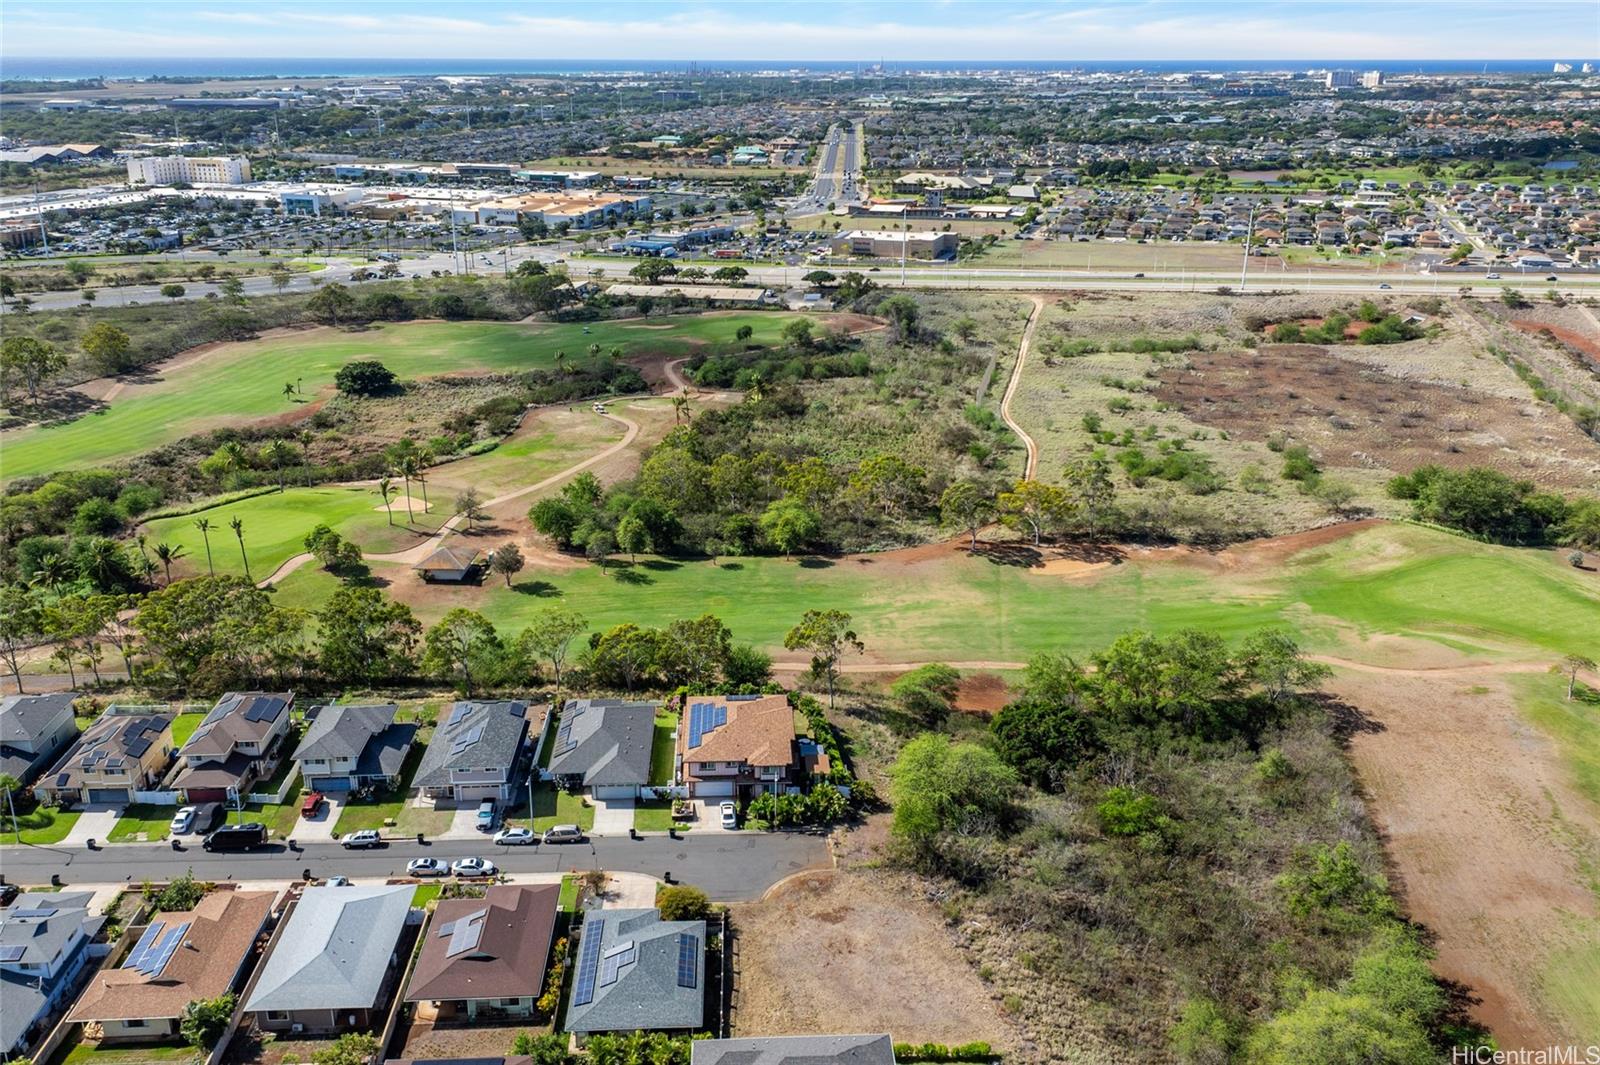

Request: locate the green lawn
(59, 1039), (199, 1065)
(412, 883), (443, 908)
(169, 712), (205, 748)
(332, 730), (453, 837)
(140, 484), (448, 581)
(558, 874), (579, 912)
(1, 804), (80, 844)
(530, 783), (595, 832)
(270, 523), (1600, 668)
(1, 312), (816, 482)
(634, 799), (689, 833)
(649, 712), (677, 786)
(108, 804), (175, 842)
(428, 405), (628, 500)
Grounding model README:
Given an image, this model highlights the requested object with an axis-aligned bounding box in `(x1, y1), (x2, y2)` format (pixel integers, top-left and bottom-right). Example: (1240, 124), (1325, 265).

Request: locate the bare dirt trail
(999, 295), (1046, 480)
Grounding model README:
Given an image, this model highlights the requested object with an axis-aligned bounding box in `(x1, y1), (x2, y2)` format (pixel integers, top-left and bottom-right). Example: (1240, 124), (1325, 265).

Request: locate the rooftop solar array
(686, 701), (729, 750)
(241, 696), (285, 723)
(599, 940), (636, 987)
(0, 946), (25, 963)
(571, 918), (605, 1006)
(447, 704), (470, 727)
(124, 920), (191, 976)
(553, 706), (584, 757)
(726, 694), (763, 701)
(450, 722), (485, 756)
(676, 932), (698, 988)
(443, 908), (489, 958)
(10, 907), (58, 920)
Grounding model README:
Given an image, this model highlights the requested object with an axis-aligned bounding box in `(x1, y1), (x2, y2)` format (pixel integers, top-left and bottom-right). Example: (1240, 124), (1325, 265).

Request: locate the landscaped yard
(649, 712), (677, 786)
(2, 312), (821, 481)
(1, 803), (80, 844)
(169, 712), (205, 748)
(558, 874), (580, 912)
(108, 803), (176, 842)
(56, 1031), (198, 1064)
(412, 883), (442, 908)
(529, 783), (595, 832)
(633, 799), (689, 833)
(332, 729), (453, 837)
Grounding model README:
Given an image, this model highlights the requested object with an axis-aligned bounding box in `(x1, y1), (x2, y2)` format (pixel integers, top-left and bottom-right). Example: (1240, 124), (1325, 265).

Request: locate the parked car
(301, 791), (326, 817)
(203, 822), (267, 852)
(407, 857), (449, 877)
(340, 829), (383, 849)
(493, 826), (535, 845)
(191, 802), (225, 834)
(327, 876), (353, 887)
(719, 801), (738, 829)
(1378, 283), (1392, 290)
(476, 799), (497, 831)
(451, 857), (497, 877)
(1546, 275), (1560, 281)
(0, 884), (22, 907)
(169, 806), (197, 835)
(542, 824), (585, 844)
(1485, 272), (1501, 279)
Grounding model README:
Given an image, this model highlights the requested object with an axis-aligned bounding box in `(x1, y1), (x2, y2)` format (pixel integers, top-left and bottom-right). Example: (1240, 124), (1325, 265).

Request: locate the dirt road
(999, 296), (1045, 480)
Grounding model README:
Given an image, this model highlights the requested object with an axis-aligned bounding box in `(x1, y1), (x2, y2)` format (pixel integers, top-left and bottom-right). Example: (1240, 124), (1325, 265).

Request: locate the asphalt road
(0, 830), (830, 902)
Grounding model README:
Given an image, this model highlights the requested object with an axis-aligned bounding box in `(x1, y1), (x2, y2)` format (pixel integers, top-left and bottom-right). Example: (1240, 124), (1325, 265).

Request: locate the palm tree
(398, 456), (420, 523)
(135, 533), (151, 570)
(378, 477), (396, 526)
(415, 468), (429, 510)
(79, 538), (126, 590)
(554, 350), (566, 373)
(229, 517), (251, 581)
(194, 518), (215, 575)
(262, 439), (294, 492)
(671, 394), (691, 424)
(299, 429), (315, 484)
(283, 382), (296, 402)
(30, 552), (70, 595)
(153, 542), (184, 585)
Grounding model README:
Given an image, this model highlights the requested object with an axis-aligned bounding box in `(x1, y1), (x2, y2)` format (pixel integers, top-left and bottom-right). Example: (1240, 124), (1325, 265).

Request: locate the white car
(719, 801), (738, 829)
(451, 857), (497, 878)
(407, 857), (448, 877)
(339, 829), (383, 849)
(327, 876), (353, 887)
(493, 826), (535, 846)
(169, 806), (197, 835)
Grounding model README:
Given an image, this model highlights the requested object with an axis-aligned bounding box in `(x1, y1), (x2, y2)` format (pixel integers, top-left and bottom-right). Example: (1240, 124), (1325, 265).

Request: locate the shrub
(1096, 786), (1170, 838)
(656, 884), (711, 921)
(333, 359), (396, 396)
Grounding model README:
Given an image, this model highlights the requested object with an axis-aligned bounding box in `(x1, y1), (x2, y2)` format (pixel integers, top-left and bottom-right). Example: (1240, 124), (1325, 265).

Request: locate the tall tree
(783, 609), (863, 709)
(261, 439), (295, 492)
(516, 605), (587, 698)
(378, 477), (395, 526)
(153, 542), (184, 585)
(229, 517), (251, 581)
(194, 518), (215, 575)
(490, 543), (525, 587)
(939, 480), (994, 547)
(316, 586), (421, 684)
(421, 609), (502, 695)
(0, 587), (44, 694)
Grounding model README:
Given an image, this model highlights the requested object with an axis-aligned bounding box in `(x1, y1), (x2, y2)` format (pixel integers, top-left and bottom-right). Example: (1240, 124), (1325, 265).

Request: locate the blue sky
(1, 1), (1594, 61)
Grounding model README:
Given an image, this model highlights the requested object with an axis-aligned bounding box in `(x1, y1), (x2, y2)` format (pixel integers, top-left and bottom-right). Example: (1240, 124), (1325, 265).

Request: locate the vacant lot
(732, 867), (1025, 1053)
(1333, 665), (1600, 1047)
(1, 312), (820, 481)
(1154, 344), (1600, 491)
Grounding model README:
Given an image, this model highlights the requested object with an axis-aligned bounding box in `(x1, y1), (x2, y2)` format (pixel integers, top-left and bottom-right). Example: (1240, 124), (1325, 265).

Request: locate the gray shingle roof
(0, 693), (78, 783)
(411, 702), (528, 789)
(690, 1035), (897, 1065)
(562, 908), (704, 1034)
(294, 704), (415, 780)
(182, 691), (290, 759)
(547, 699), (656, 788)
(243, 885), (413, 1013)
(0, 892), (97, 1055)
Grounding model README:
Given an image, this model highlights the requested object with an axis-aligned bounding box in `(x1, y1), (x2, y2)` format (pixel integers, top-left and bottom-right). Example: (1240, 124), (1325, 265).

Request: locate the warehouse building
(830, 229), (959, 260)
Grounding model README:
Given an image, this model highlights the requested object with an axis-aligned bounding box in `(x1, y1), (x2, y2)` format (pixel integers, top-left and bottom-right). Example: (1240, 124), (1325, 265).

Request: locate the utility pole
(1239, 202), (1256, 292)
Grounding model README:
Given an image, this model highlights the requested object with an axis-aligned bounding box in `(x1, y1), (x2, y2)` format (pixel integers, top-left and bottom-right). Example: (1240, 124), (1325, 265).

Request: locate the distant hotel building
(127, 155), (252, 186)
(1325, 70), (1359, 89)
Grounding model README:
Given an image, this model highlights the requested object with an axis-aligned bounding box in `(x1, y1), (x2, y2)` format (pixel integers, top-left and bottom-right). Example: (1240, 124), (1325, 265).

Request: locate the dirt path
(999, 296), (1046, 480)
(257, 410), (640, 586)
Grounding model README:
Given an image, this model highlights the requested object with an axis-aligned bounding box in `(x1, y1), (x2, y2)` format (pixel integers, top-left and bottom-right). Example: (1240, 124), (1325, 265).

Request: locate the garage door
(454, 784), (504, 802)
(87, 787), (129, 804)
(314, 777), (354, 793)
(186, 787), (228, 804)
(593, 784), (639, 801)
(692, 781), (735, 798)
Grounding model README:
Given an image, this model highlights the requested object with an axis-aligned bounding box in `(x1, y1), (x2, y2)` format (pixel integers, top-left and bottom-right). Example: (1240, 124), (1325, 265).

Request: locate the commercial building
(830, 229), (959, 260)
(126, 155), (253, 186)
(279, 185), (366, 216)
(459, 190), (651, 229)
(1361, 70), (1385, 89)
(1325, 70), (1359, 89)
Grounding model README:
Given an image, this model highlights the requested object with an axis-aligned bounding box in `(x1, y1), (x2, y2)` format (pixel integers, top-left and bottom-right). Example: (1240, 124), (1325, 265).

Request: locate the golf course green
(1, 312), (807, 482)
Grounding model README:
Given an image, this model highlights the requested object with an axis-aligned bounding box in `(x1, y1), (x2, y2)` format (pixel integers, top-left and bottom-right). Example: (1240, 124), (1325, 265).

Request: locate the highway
(0, 829), (831, 902)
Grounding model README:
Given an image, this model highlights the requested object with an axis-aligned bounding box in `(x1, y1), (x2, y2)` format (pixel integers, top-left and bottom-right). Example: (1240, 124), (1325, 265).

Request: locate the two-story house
(411, 701), (532, 805)
(0, 892), (100, 1059)
(0, 693), (81, 790)
(293, 704), (417, 794)
(36, 711), (175, 806)
(173, 692), (293, 803)
(676, 695), (800, 801)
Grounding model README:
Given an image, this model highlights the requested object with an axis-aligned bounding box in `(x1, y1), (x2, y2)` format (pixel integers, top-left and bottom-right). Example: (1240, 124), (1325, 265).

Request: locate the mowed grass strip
(1, 312), (811, 481)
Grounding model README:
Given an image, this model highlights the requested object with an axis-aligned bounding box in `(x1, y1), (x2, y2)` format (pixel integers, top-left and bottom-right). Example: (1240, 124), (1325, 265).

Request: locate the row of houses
(3, 881), (894, 1064)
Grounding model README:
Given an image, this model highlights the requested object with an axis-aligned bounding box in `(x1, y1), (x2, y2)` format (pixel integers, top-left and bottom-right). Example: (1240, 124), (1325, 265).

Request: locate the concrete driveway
(591, 795), (635, 836)
(289, 795), (341, 842)
(63, 805), (124, 847)
(441, 806), (484, 841)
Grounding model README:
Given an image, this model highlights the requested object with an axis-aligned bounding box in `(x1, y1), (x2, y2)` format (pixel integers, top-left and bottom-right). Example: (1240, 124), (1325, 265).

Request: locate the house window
(266, 1011), (289, 1022)
(123, 1019), (148, 1029)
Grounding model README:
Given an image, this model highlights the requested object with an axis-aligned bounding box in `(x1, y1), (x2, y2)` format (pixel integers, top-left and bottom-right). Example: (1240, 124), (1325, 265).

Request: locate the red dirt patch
(1155, 347), (1600, 491)
(1510, 318), (1600, 370)
(954, 672), (1010, 715)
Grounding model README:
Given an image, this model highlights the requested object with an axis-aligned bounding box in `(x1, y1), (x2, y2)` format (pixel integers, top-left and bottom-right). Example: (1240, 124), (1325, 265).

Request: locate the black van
(202, 822), (267, 851)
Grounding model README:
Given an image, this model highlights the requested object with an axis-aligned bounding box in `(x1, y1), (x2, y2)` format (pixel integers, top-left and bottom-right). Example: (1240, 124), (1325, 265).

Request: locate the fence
(246, 770), (300, 805)
(132, 789), (181, 805)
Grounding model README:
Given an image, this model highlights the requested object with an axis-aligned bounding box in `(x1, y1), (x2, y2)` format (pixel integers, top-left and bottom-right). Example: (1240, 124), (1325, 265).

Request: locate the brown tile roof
(678, 695), (796, 769)
(405, 884), (559, 1004)
(68, 890), (276, 1023)
(180, 692), (291, 759)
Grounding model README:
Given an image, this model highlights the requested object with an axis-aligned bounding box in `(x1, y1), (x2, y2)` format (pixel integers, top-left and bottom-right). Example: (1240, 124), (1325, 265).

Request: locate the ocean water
(1, 56), (1588, 80)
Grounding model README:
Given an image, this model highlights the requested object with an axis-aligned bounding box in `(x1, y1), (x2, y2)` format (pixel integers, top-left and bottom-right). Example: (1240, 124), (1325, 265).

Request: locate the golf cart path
(999, 296), (1045, 480)
(256, 410), (639, 587)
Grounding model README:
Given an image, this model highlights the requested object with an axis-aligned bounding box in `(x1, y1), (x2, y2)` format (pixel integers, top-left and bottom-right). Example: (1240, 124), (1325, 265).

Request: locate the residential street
(0, 829), (830, 902)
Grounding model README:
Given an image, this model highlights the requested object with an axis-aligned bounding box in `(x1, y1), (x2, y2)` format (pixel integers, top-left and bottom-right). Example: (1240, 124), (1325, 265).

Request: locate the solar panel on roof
(125, 735), (151, 758)
(10, 907), (58, 920)
(124, 921), (165, 971)
(599, 940), (636, 986)
(134, 921), (190, 976)
(445, 908), (488, 958)
(571, 919), (605, 1006)
(448, 705), (470, 727)
(0, 946), (24, 963)
(243, 698), (281, 723)
(676, 932), (698, 988)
